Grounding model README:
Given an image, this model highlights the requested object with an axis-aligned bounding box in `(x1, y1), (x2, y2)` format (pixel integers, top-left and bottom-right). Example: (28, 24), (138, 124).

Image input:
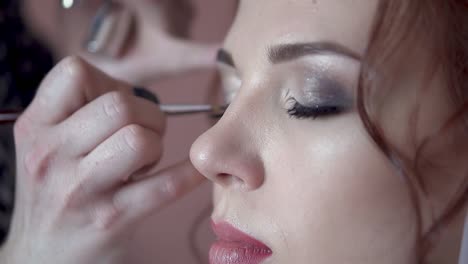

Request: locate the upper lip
(211, 220), (272, 250)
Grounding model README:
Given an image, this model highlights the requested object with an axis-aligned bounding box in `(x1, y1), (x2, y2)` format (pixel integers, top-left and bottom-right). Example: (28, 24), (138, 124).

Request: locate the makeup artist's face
(191, 1), (421, 263)
(21, 0), (191, 59)
(22, 0), (106, 58)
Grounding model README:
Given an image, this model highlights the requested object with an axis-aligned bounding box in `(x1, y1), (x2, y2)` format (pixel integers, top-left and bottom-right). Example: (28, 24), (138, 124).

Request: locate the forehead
(224, 0), (378, 70)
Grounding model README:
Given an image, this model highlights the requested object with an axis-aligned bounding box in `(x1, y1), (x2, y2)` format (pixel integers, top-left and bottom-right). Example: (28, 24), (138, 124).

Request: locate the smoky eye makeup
(283, 68), (355, 120)
(216, 48), (358, 120)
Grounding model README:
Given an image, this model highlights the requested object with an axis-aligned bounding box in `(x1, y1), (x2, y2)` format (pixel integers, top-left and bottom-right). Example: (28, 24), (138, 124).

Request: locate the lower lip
(210, 222), (272, 264)
(210, 241), (272, 264)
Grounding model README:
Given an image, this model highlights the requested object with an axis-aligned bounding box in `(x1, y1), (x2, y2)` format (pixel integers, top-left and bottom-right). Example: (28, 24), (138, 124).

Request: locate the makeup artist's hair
(359, 1), (467, 262)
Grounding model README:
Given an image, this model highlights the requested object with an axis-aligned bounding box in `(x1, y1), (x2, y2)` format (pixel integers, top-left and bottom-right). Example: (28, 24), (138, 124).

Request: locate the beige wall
(127, 1), (235, 263)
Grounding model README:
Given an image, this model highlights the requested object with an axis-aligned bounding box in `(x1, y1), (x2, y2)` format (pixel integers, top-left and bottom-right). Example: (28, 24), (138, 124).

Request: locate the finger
(24, 56), (128, 126)
(59, 90), (165, 156)
(77, 125), (163, 197)
(112, 160), (205, 227)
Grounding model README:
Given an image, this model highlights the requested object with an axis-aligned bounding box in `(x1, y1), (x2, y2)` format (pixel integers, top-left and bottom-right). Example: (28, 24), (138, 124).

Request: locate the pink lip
(210, 220), (272, 264)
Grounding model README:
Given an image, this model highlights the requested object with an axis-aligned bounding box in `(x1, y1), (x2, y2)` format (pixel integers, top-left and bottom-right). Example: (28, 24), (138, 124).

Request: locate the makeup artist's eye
(287, 99), (345, 119)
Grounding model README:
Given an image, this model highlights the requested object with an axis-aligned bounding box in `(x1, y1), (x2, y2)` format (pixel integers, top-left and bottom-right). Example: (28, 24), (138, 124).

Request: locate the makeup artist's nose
(190, 118), (265, 191)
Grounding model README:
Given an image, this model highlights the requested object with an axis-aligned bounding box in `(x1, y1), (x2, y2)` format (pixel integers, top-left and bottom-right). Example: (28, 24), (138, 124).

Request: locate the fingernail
(132, 87), (160, 105)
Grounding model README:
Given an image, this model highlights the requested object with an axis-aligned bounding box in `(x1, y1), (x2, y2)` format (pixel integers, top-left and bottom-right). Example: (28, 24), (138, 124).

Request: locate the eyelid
(292, 76), (353, 108)
(286, 97), (347, 119)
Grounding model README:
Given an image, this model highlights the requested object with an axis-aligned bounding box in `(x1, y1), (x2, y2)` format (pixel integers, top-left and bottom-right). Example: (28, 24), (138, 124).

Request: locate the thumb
(112, 159), (206, 228)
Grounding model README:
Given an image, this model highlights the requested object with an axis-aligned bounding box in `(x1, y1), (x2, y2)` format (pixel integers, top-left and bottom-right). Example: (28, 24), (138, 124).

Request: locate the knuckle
(62, 184), (82, 210)
(23, 141), (57, 182)
(13, 113), (33, 139)
(76, 159), (93, 183)
(34, 57), (92, 112)
(123, 125), (148, 153)
(63, 165), (94, 210)
(62, 179), (92, 211)
(135, 189), (159, 214)
(103, 91), (133, 123)
(96, 202), (122, 230)
(59, 56), (91, 84)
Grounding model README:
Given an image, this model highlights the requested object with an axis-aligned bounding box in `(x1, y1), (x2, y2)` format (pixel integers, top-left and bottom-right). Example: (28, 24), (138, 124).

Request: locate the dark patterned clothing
(0, 0), (54, 244)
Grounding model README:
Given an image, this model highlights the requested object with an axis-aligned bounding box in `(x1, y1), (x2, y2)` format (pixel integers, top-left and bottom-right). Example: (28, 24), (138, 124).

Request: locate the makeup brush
(159, 104), (227, 116)
(0, 104), (226, 124)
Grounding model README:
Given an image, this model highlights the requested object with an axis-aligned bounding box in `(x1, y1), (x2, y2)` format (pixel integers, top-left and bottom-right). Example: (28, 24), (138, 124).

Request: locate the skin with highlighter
(0, 0), (467, 264)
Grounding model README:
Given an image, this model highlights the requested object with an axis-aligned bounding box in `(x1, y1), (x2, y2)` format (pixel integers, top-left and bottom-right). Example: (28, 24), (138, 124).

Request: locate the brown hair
(359, 1), (468, 262)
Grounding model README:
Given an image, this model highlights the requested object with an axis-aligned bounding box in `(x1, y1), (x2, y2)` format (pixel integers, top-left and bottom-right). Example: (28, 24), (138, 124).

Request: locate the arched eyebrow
(269, 42), (361, 64)
(216, 41), (361, 68)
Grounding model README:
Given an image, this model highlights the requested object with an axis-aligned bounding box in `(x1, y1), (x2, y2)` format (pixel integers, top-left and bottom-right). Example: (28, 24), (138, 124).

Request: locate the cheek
(263, 116), (418, 262)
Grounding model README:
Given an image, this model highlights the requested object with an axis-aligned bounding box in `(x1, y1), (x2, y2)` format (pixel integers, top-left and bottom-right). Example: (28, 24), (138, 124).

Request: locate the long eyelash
(287, 100), (343, 119)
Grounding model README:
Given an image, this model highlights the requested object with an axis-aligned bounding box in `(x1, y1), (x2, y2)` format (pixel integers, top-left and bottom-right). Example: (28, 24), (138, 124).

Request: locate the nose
(190, 117), (265, 191)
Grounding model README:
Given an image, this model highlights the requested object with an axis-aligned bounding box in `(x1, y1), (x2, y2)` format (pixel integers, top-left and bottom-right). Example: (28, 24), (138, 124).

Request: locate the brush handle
(0, 112), (21, 123)
(0, 104), (224, 123)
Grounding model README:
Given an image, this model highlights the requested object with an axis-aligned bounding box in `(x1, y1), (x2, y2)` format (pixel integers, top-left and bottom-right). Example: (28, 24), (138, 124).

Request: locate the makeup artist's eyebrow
(268, 42), (361, 64)
(217, 49), (235, 67)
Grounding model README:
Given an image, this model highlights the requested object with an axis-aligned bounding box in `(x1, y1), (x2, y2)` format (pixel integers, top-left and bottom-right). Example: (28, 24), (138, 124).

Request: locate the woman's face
(190, 1), (422, 263)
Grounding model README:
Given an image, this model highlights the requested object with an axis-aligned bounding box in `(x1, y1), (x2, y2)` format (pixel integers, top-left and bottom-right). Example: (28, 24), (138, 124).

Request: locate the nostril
(218, 173), (230, 178)
(216, 173), (232, 186)
(216, 172), (249, 188)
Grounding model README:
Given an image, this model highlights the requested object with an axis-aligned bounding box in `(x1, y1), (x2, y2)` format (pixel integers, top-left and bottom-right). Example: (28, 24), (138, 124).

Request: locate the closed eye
(287, 99), (345, 119)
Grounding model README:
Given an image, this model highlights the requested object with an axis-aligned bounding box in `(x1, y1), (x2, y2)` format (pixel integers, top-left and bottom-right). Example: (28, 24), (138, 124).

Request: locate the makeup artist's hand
(1, 57), (204, 264)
